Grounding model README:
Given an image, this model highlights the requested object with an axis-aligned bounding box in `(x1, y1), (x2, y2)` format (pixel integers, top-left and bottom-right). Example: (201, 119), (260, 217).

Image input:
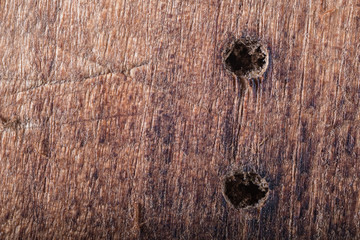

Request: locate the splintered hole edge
(223, 39), (269, 79)
(223, 171), (269, 209)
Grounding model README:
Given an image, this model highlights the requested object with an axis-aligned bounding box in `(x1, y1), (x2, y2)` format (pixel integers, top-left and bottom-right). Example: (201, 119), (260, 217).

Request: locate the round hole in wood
(223, 38), (269, 79)
(223, 171), (269, 209)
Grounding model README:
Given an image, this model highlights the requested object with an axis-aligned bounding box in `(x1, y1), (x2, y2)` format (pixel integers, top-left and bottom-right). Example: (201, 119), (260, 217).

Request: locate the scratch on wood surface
(126, 60), (151, 78)
(320, 8), (337, 18)
(132, 202), (142, 238)
(259, 136), (268, 147)
(130, 202), (159, 239)
(4, 60), (150, 97)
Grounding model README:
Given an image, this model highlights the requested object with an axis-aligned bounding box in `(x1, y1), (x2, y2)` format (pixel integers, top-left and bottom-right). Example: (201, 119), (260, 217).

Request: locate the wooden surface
(0, 0), (359, 239)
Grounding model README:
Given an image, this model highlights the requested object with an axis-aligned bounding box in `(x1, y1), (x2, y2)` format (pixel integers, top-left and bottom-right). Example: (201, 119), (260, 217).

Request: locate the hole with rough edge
(223, 171), (269, 209)
(223, 38), (269, 79)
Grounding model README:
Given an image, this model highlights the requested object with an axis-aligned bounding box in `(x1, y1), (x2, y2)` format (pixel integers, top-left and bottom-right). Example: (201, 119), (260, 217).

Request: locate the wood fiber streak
(0, 0), (359, 239)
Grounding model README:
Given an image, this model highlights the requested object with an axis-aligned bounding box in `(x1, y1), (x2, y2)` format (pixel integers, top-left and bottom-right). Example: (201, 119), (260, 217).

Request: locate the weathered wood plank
(0, 0), (359, 239)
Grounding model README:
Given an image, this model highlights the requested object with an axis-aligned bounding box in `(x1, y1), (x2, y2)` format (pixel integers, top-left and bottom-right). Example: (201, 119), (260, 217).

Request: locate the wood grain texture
(0, 0), (359, 239)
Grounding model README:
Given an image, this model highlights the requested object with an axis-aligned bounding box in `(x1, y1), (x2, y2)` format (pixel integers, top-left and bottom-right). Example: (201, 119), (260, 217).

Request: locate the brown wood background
(0, 0), (359, 239)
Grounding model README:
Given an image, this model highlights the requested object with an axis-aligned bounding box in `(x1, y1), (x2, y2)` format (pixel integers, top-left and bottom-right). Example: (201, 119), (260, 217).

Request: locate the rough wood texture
(0, 0), (359, 239)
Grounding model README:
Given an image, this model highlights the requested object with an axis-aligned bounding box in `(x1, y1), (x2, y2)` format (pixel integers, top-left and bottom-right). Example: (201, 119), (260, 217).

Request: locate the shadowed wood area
(0, 0), (359, 239)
